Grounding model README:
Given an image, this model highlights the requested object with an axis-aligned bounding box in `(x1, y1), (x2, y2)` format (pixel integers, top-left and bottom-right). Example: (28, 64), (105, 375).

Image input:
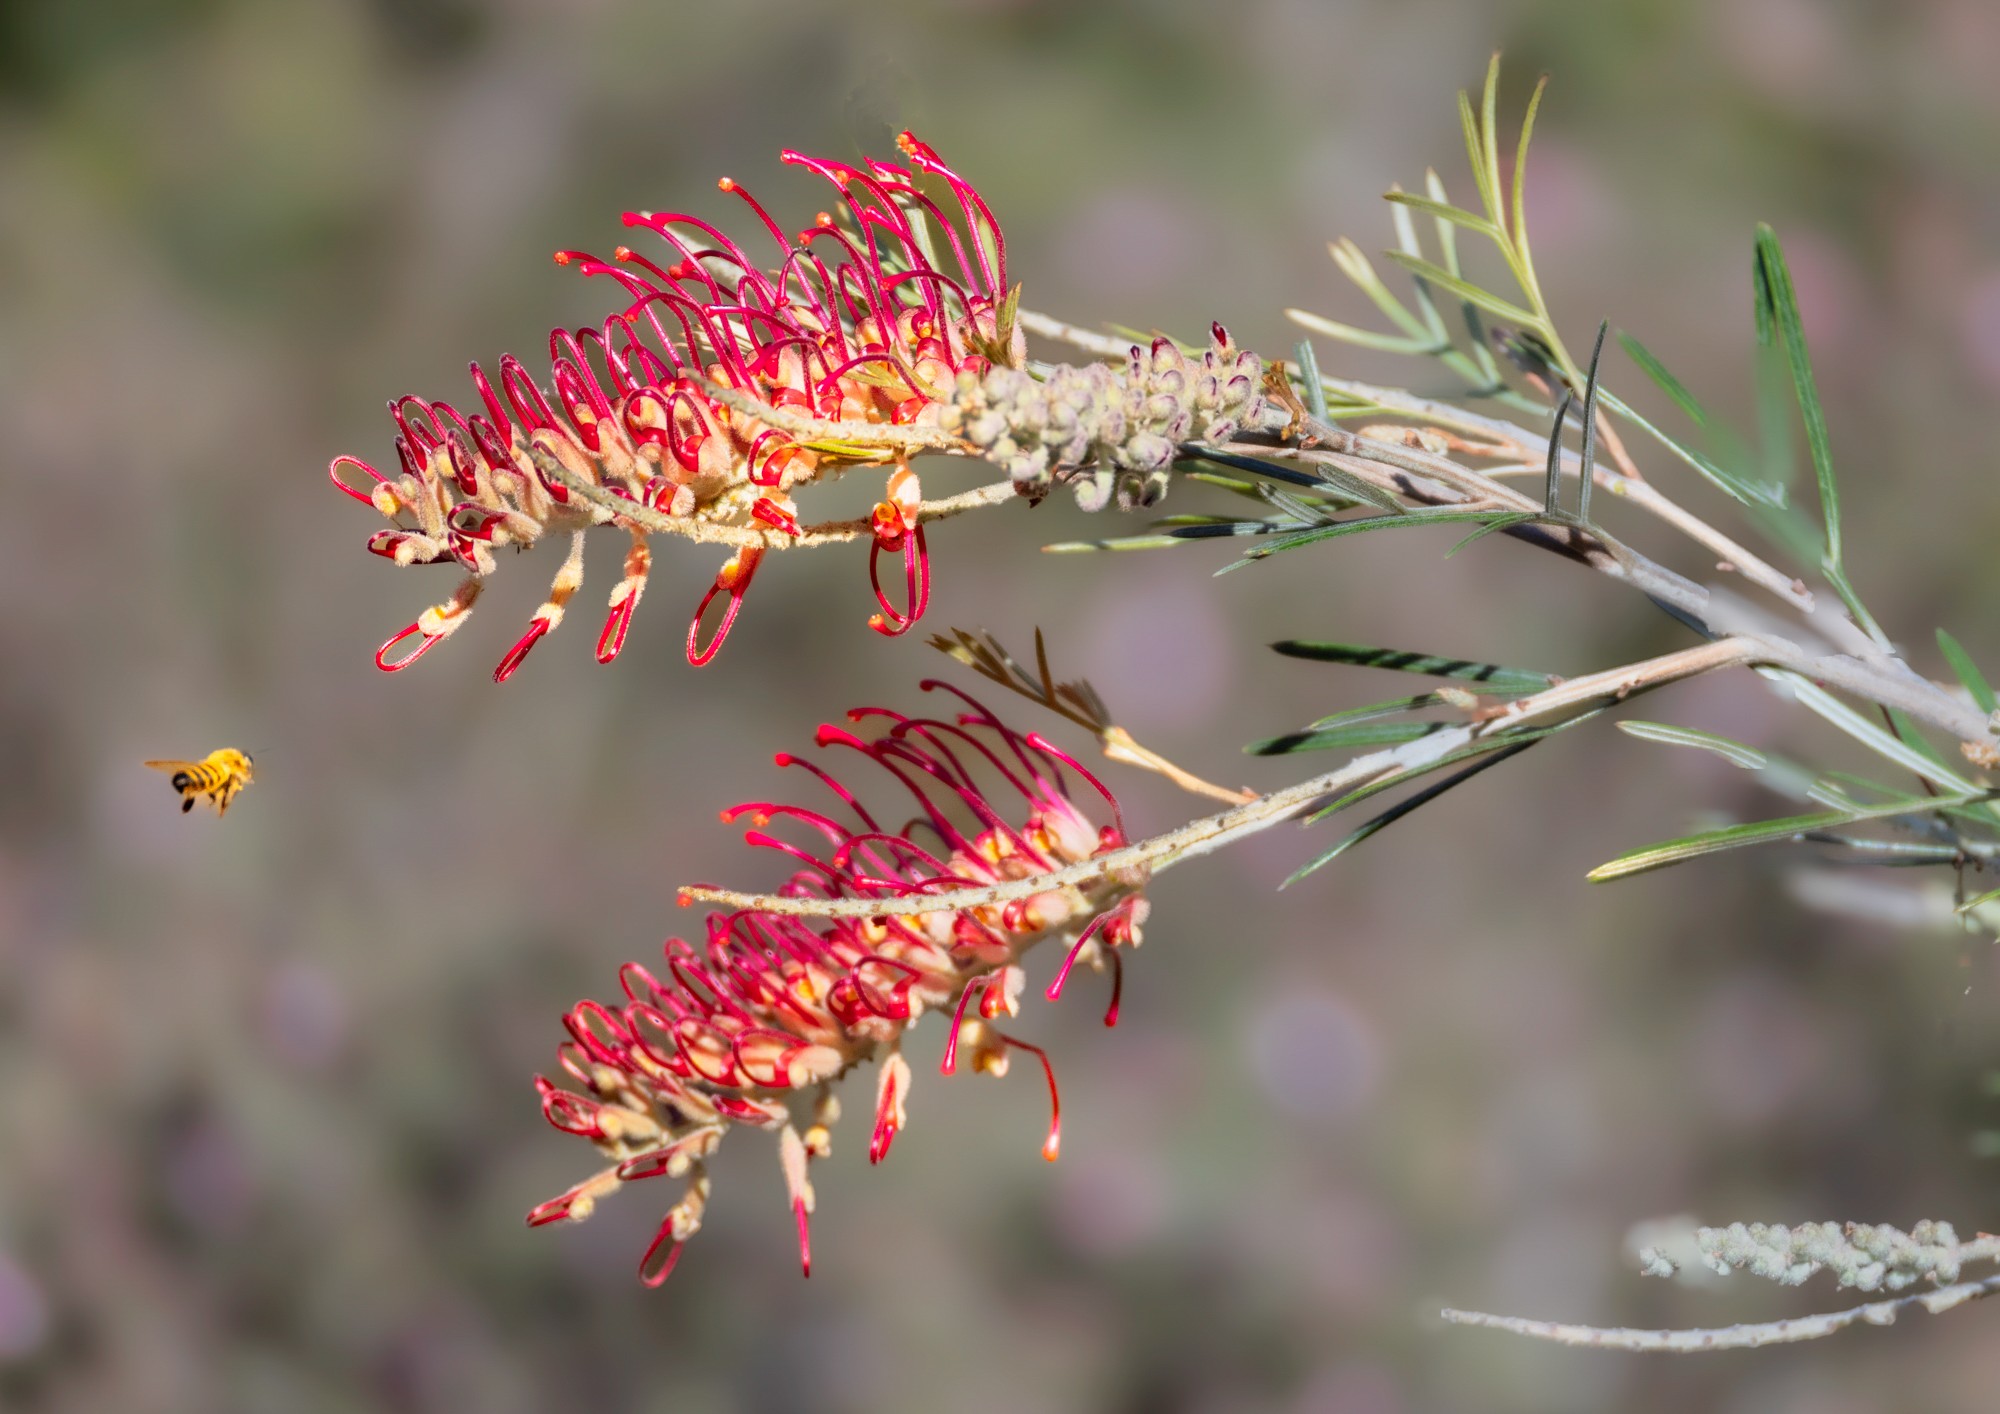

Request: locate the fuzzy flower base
(528, 685), (1149, 1284)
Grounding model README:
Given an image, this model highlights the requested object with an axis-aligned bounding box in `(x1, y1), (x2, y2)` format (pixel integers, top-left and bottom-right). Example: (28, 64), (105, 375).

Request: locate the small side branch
(681, 639), (1759, 919)
(1441, 1272), (2000, 1352)
(931, 627), (1257, 806)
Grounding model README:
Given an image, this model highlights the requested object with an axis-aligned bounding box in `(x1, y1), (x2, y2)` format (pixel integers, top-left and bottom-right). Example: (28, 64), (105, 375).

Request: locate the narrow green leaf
(1615, 331), (1708, 428)
(1595, 388), (1773, 507)
(1285, 310), (1445, 355)
(1294, 464), (1407, 515)
(1282, 739), (1539, 886)
(1301, 715), (1596, 825)
(1959, 884), (2000, 916)
(1457, 89), (1497, 224)
(1042, 535), (1194, 554)
(1510, 74), (1548, 249)
(1447, 511), (1539, 556)
(1766, 669), (1980, 795)
(1425, 168), (1463, 275)
(1426, 167), (1505, 388)
(1294, 337), (1328, 422)
(1326, 239), (1435, 340)
(1588, 789), (1992, 883)
(1270, 640), (1553, 692)
(1753, 224), (1843, 568)
(1305, 693), (1442, 730)
(1383, 252), (1538, 327)
(1151, 515), (1299, 532)
(1247, 720), (1442, 757)
(1383, 191), (1497, 237)
(1938, 629), (1998, 714)
(1883, 707), (1952, 774)
(1616, 720), (1770, 770)
(1183, 470), (1279, 500)
(1222, 508), (1510, 570)
(1477, 53), (1503, 225)
(1176, 447), (1338, 491)
(1388, 186), (1450, 343)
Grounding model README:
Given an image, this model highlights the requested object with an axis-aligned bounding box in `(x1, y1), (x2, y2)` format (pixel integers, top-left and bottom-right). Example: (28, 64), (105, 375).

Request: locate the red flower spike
(529, 692), (1146, 1282)
(334, 134), (1011, 680)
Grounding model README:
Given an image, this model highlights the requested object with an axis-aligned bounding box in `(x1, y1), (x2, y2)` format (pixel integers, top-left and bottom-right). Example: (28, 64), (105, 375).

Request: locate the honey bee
(144, 749), (255, 816)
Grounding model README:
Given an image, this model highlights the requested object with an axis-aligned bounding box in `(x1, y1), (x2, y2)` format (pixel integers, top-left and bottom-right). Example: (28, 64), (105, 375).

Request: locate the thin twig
(534, 452), (1019, 550)
(680, 639), (1760, 919)
(1441, 1271), (2000, 1352)
(931, 627), (1257, 806)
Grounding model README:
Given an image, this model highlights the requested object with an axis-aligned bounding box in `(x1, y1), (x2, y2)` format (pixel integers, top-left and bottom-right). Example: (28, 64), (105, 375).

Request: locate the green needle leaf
(1615, 331), (1708, 428)
(1588, 789), (1994, 883)
(1937, 628), (1998, 714)
(1282, 739), (1539, 886)
(1753, 224), (1844, 569)
(1269, 641), (1553, 692)
(1246, 720), (1442, 757)
(1382, 252), (1538, 327)
(1382, 191), (1497, 237)
(1294, 337), (1328, 422)
(1615, 721), (1770, 770)
(1223, 508), (1524, 570)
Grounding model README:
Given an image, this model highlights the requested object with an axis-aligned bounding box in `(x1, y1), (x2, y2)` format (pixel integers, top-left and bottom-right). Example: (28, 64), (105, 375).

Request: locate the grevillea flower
(329, 133), (1022, 682)
(528, 685), (1148, 1284)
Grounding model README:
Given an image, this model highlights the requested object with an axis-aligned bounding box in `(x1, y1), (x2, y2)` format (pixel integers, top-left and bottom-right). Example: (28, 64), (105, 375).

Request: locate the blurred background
(4, 0), (2000, 1409)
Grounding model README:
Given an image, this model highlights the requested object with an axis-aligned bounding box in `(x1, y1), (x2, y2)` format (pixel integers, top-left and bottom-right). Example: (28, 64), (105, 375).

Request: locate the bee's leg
(494, 531), (586, 683)
(182, 797), (195, 814)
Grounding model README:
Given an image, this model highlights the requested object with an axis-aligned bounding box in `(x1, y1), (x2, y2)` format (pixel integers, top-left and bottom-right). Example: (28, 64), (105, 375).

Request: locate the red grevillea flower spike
(330, 132), (1023, 682)
(527, 685), (1149, 1284)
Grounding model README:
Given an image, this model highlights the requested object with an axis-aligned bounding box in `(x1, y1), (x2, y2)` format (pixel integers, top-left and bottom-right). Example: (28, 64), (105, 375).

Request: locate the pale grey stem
(681, 640), (1760, 919)
(684, 627), (1993, 920)
(1220, 421), (1989, 745)
(1016, 306), (1812, 612)
(1441, 1271), (2000, 1352)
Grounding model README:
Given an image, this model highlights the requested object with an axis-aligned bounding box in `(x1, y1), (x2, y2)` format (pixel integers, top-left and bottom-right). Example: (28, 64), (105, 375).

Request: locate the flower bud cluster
(949, 324), (1265, 511)
(529, 686), (1150, 1284)
(1640, 1220), (1974, 1292)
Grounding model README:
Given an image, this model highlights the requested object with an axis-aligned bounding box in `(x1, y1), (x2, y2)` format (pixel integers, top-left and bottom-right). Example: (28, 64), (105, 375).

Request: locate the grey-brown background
(3, 0), (1999, 1410)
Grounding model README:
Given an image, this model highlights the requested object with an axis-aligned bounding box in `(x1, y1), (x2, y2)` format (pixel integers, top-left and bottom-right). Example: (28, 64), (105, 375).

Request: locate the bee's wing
(143, 760), (197, 773)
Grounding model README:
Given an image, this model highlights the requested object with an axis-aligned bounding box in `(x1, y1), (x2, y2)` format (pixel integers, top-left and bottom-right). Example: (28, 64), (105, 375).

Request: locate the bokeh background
(5, 0), (2000, 1410)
